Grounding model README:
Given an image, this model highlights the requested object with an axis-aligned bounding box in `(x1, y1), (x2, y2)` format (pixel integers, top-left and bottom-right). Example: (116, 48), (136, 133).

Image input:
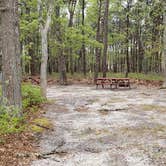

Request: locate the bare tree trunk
(59, 51), (67, 85)
(138, 35), (144, 73)
(55, 6), (67, 85)
(0, 7), (2, 72)
(162, 3), (166, 87)
(125, 0), (131, 77)
(102, 0), (109, 77)
(0, 0), (22, 110)
(94, 0), (102, 82)
(68, 0), (77, 75)
(38, 0), (53, 97)
(40, 28), (49, 97)
(81, 0), (86, 76)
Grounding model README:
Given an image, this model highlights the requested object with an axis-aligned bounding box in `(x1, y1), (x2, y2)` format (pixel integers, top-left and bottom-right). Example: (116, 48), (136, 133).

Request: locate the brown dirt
(31, 85), (166, 166)
(0, 107), (49, 166)
(0, 132), (36, 166)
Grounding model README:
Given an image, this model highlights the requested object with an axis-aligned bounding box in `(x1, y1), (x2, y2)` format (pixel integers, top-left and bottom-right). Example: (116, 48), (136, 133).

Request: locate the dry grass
(119, 124), (166, 137)
(109, 97), (127, 103)
(140, 104), (166, 112)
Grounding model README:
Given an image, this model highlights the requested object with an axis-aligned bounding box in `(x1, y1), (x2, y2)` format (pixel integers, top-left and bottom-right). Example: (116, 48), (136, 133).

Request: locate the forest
(20, 0), (165, 76)
(1, 0), (166, 85)
(0, 0), (166, 165)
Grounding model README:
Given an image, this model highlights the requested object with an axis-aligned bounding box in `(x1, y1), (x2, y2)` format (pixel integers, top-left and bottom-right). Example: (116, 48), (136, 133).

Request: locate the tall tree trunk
(125, 0), (131, 77)
(0, 0), (22, 110)
(94, 0), (102, 82)
(40, 28), (49, 97)
(55, 6), (67, 85)
(81, 0), (86, 76)
(162, 3), (166, 87)
(138, 25), (144, 73)
(59, 51), (67, 85)
(102, 0), (109, 77)
(38, 0), (53, 97)
(68, 0), (77, 75)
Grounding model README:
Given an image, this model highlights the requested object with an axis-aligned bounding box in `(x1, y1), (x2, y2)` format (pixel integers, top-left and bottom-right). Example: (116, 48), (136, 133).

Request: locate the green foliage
(18, 0), (165, 77)
(105, 72), (164, 81)
(128, 73), (164, 81)
(22, 84), (45, 109)
(51, 72), (164, 82)
(0, 105), (24, 135)
(0, 83), (45, 135)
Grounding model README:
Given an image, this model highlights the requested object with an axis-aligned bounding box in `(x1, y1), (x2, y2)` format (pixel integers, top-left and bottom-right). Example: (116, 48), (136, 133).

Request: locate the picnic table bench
(96, 77), (130, 89)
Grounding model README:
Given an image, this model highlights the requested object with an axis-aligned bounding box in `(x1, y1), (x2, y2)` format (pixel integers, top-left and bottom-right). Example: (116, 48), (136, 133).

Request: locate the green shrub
(0, 83), (45, 135)
(51, 72), (164, 81)
(0, 104), (24, 135)
(22, 83), (45, 109)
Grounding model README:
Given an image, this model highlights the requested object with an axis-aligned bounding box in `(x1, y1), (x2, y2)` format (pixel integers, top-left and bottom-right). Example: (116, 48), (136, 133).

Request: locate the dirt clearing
(31, 85), (166, 166)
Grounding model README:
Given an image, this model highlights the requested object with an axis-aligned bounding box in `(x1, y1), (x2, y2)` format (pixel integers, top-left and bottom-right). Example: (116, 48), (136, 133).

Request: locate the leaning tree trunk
(0, 0), (22, 110)
(102, 0), (109, 78)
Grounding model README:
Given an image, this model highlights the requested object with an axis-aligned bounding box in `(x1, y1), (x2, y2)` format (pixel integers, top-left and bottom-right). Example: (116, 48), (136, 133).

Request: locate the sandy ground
(31, 85), (166, 166)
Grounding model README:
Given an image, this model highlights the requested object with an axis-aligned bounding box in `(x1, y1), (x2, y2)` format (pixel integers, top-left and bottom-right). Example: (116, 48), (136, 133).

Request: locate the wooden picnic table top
(111, 78), (130, 80)
(97, 77), (130, 81)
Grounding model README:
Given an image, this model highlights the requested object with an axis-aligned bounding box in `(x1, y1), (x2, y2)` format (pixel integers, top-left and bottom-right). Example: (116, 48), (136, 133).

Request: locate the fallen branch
(35, 123), (54, 131)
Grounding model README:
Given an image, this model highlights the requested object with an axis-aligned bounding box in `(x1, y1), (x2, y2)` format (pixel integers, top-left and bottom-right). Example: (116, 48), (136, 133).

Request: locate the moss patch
(30, 118), (53, 133)
(30, 125), (43, 133)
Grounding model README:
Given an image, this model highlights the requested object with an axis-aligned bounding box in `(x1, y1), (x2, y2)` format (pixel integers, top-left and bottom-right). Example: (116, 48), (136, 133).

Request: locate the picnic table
(96, 77), (130, 89)
(96, 78), (112, 88)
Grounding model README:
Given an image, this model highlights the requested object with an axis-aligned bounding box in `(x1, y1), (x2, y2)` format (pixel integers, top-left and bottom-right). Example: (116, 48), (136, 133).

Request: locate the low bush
(0, 83), (45, 135)
(22, 83), (45, 109)
(0, 104), (24, 135)
(51, 72), (164, 82)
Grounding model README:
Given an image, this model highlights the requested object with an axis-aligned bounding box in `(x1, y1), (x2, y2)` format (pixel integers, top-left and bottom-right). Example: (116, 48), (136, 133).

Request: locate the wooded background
(0, 0), (165, 86)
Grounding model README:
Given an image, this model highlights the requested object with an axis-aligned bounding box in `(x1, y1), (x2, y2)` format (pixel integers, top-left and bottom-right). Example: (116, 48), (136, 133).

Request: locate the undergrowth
(50, 72), (164, 81)
(0, 83), (45, 135)
(0, 105), (24, 135)
(22, 83), (45, 109)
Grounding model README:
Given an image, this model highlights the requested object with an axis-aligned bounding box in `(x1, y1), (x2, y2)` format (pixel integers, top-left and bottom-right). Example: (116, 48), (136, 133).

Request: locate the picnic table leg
(129, 82), (131, 89)
(116, 81), (118, 89)
(125, 80), (131, 89)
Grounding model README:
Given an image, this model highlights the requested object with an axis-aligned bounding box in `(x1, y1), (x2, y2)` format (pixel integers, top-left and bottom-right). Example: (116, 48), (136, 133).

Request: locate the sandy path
(31, 85), (166, 166)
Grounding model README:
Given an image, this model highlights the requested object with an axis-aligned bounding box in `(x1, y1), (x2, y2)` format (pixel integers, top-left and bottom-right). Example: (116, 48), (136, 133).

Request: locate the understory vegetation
(0, 84), (45, 135)
(51, 72), (164, 82)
